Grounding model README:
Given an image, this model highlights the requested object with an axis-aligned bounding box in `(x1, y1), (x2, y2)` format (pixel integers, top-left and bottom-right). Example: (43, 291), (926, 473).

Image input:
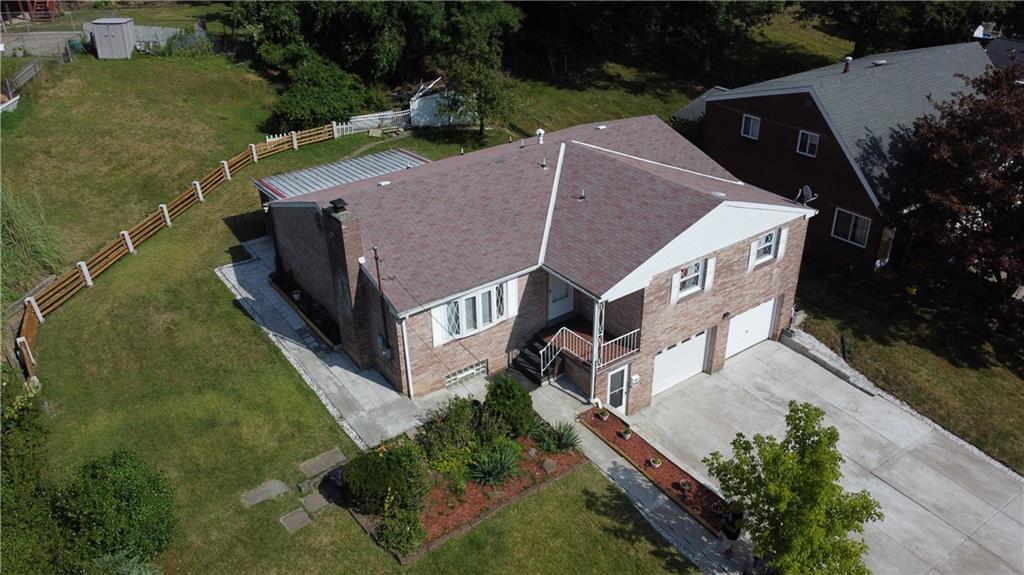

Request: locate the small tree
(703, 402), (882, 574)
(484, 373), (533, 437)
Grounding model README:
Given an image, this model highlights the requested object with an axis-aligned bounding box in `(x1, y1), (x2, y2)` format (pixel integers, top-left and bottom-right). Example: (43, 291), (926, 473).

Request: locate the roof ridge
(568, 140), (746, 186)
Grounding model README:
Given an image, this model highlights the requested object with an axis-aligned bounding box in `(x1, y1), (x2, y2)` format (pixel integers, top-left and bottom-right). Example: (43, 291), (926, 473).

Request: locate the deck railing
(600, 329), (641, 366)
(539, 326), (593, 374)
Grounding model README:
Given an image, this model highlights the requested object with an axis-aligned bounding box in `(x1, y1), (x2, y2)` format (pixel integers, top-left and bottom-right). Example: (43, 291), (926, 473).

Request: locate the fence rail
(600, 329), (641, 366)
(11, 58), (43, 90)
(12, 120), (350, 378)
(266, 109), (411, 142)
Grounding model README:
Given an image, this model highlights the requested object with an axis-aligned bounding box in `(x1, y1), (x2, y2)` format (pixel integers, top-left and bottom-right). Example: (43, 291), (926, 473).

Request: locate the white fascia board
(705, 86), (884, 215)
(396, 265), (538, 318)
(600, 204), (809, 301)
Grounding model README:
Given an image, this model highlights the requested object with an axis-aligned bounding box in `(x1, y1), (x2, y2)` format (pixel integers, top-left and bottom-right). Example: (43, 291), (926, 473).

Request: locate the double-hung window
(831, 208), (871, 247)
(747, 227), (789, 271)
(740, 114), (761, 140)
(796, 130), (819, 157)
(755, 230), (777, 261)
(432, 280), (516, 345)
(671, 257), (716, 302)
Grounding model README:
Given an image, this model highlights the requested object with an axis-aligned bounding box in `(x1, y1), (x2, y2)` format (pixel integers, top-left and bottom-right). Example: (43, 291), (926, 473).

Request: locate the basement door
(725, 298), (776, 358)
(652, 331), (708, 396)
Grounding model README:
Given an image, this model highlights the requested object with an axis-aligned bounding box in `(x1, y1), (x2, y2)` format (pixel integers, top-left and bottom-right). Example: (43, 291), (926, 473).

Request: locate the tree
(272, 56), (385, 131)
(441, 2), (523, 134)
(889, 65), (1024, 295)
(703, 402), (883, 574)
(662, 1), (784, 73)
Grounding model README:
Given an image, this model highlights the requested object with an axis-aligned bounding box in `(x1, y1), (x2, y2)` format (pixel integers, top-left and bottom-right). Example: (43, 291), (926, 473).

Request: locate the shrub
(272, 56), (375, 130)
(0, 186), (62, 309)
(376, 508), (426, 556)
(92, 551), (164, 575)
(525, 413), (550, 442)
(342, 439), (429, 514)
(468, 437), (521, 486)
(540, 422), (581, 453)
(484, 374), (533, 437)
(416, 398), (477, 459)
(53, 450), (175, 561)
(160, 30), (213, 57)
(474, 406), (510, 447)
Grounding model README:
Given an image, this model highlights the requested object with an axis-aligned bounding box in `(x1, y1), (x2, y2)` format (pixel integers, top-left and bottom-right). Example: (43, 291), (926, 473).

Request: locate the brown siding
(703, 94), (883, 269)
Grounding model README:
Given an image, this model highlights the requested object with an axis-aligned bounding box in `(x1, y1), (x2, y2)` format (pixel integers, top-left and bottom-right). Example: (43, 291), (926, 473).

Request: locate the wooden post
(220, 160), (231, 181)
(16, 336), (35, 368)
(193, 180), (204, 203)
(76, 261), (94, 287)
(291, 131), (298, 150)
(249, 143), (259, 163)
(159, 204), (172, 227)
(332, 121), (340, 139)
(24, 297), (44, 323)
(120, 230), (136, 254)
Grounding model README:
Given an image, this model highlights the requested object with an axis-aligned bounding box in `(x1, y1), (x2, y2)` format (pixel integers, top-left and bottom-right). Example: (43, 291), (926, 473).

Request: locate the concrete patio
(627, 341), (1023, 575)
(215, 236), (486, 449)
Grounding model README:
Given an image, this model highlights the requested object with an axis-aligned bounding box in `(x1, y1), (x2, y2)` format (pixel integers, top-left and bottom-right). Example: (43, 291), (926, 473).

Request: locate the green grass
(798, 272), (1024, 473)
(2, 2), (231, 34)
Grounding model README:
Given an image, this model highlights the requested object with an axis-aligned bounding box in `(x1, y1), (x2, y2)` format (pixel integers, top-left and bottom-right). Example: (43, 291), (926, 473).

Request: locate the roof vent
(596, 125), (607, 130)
(711, 191), (727, 198)
(577, 188), (586, 201)
(377, 181), (391, 187)
(871, 59), (888, 67)
(541, 157), (547, 169)
(329, 198), (348, 212)
(842, 56), (853, 74)
(536, 128), (545, 145)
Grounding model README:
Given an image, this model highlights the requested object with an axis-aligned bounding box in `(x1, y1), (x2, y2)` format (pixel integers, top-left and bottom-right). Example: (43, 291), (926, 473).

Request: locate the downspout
(401, 318), (414, 399)
(589, 299), (604, 405)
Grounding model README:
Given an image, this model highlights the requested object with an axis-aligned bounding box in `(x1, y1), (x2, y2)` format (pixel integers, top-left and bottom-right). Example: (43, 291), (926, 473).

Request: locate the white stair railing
(539, 327), (593, 375)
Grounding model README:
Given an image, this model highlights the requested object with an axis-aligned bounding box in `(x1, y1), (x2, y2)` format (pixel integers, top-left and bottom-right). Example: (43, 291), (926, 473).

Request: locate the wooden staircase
(30, 0), (55, 22)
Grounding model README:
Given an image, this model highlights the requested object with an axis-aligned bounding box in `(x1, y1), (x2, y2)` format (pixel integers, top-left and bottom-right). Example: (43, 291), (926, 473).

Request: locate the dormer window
(797, 130), (819, 157)
(740, 114), (761, 140)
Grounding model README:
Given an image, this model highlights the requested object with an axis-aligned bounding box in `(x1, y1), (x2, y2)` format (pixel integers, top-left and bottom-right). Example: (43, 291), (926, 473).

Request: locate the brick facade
(703, 94), (883, 269)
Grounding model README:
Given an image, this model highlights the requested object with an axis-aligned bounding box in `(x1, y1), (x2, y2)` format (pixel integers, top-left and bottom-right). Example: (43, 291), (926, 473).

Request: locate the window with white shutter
(430, 278), (518, 345)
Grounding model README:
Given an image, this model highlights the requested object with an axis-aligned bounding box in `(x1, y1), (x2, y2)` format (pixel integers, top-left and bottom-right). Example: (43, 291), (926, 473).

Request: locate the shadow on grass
(582, 483), (699, 574)
(222, 210), (267, 248)
(709, 36), (838, 87)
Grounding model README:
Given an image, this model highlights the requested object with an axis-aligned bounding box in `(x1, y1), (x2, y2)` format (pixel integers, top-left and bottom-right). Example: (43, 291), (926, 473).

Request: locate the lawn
(798, 271), (1024, 473)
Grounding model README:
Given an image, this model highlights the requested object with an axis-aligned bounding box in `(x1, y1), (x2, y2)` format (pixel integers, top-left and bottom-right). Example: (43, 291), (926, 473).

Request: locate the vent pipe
(536, 128), (545, 145)
(842, 56), (853, 74)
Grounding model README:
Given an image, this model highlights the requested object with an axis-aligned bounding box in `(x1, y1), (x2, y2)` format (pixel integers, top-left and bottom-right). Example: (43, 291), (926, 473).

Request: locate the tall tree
(661, 1), (784, 73)
(441, 3), (523, 134)
(890, 65), (1024, 295)
(704, 402), (883, 574)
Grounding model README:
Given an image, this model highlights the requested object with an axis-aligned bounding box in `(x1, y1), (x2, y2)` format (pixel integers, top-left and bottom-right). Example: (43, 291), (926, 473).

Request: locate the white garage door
(652, 331), (708, 396)
(726, 298), (776, 358)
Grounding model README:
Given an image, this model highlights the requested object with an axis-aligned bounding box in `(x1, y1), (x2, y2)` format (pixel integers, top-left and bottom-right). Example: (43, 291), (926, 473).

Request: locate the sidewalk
(530, 382), (750, 575)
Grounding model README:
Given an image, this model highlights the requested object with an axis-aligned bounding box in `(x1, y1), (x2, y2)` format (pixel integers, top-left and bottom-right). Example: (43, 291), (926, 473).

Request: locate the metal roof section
(254, 148), (429, 201)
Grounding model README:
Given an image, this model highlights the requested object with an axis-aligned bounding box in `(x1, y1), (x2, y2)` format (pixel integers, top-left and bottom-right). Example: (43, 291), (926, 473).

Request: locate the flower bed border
(349, 454), (585, 564)
(579, 407), (726, 534)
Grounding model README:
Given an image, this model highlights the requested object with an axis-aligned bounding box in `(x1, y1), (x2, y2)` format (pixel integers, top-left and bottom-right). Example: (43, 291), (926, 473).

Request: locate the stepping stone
(240, 479), (289, 508)
(280, 508), (311, 534)
(299, 447), (348, 478)
(301, 491), (330, 514)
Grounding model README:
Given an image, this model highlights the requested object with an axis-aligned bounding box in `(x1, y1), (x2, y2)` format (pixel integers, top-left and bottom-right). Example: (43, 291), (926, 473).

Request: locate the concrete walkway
(631, 342), (1024, 575)
(531, 383), (750, 575)
(216, 236), (486, 449)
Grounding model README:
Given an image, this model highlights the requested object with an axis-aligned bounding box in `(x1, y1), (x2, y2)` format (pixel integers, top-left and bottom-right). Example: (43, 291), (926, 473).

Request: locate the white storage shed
(91, 18), (136, 60)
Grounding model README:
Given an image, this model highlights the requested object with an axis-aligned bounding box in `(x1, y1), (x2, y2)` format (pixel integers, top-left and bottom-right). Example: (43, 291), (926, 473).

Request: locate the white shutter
(777, 227), (789, 259)
(431, 305), (450, 347)
(747, 240), (759, 271)
(704, 257), (716, 291)
(505, 278), (519, 317)
(670, 271), (680, 303)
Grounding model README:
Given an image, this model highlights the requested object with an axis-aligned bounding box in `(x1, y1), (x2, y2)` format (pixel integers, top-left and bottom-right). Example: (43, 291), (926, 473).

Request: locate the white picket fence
(266, 109), (411, 142)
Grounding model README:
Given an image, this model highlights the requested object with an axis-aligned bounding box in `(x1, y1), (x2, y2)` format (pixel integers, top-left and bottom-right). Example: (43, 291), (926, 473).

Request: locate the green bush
(468, 437), (521, 486)
(474, 405), (511, 447)
(342, 439), (429, 514)
(540, 421), (581, 453)
(161, 30), (213, 57)
(376, 508), (426, 556)
(484, 374), (533, 437)
(53, 450), (175, 561)
(91, 551), (163, 575)
(272, 56), (376, 130)
(417, 398), (478, 493)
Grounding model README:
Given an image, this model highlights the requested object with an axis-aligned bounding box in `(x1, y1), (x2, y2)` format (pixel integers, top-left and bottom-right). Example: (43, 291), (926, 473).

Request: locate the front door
(607, 365), (629, 414)
(547, 273), (573, 320)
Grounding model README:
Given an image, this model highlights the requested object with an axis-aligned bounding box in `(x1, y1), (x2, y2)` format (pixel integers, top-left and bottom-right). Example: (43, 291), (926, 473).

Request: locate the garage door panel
(653, 331), (707, 396)
(726, 298), (775, 358)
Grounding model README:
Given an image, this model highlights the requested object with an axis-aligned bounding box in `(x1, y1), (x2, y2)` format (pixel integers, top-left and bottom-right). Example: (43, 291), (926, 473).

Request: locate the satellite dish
(795, 185), (817, 204)
(973, 25), (986, 39)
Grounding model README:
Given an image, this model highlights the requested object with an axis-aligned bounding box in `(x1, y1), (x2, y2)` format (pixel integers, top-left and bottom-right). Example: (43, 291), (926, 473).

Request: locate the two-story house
(698, 43), (991, 270)
(262, 116), (815, 415)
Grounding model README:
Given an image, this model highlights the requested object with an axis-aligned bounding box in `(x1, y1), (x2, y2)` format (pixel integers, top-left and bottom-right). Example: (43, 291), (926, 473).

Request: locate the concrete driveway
(628, 341), (1023, 575)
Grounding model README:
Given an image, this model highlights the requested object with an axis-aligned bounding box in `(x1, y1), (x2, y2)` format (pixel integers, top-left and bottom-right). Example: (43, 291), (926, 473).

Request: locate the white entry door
(652, 331), (708, 396)
(726, 298), (776, 358)
(607, 365), (629, 414)
(547, 273), (573, 320)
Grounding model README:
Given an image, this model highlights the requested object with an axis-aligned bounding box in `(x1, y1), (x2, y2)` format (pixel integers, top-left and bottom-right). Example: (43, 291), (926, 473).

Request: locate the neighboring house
(672, 86), (729, 123)
(697, 43), (991, 269)
(260, 116), (815, 415)
(981, 36), (1024, 80)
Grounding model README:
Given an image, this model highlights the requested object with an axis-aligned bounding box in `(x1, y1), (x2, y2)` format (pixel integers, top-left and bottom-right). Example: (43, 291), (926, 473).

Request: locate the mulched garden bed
(350, 437), (584, 564)
(579, 406), (727, 533)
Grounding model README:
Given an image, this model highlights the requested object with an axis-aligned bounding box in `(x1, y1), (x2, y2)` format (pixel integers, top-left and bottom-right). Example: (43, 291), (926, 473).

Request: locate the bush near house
(485, 374), (534, 437)
(341, 439), (431, 515)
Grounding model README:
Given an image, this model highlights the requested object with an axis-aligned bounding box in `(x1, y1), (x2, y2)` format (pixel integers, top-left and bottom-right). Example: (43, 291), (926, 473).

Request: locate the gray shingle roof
(707, 43), (992, 204)
(673, 86), (730, 123)
(254, 148), (429, 200)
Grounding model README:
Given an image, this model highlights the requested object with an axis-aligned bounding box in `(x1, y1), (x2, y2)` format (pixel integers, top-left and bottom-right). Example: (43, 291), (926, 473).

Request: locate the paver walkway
(216, 236), (486, 449)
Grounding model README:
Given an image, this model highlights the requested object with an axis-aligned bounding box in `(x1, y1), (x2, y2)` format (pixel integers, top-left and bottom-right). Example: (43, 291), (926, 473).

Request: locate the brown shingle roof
(282, 116), (793, 313)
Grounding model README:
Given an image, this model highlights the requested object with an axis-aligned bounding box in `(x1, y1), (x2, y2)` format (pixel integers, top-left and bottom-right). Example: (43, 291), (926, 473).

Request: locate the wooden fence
(13, 121), (342, 378)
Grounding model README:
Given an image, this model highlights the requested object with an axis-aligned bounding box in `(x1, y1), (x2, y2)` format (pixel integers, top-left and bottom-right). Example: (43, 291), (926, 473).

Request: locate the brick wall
(619, 217), (809, 414)
(270, 205), (338, 321)
(401, 269), (549, 396)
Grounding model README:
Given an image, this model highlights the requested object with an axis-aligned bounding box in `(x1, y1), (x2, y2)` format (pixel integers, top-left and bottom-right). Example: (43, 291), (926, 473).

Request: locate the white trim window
(796, 130), (820, 157)
(432, 279), (518, 346)
(748, 227), (789, 270)
(671, 257), (716, 302)
(740, 114), (761, 140)
(831, 207), (871, 247)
